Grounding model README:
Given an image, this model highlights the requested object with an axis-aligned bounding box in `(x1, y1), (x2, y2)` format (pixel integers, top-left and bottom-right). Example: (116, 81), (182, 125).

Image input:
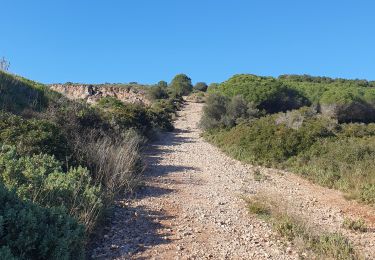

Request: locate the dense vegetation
(203, 74), (375, 207)
(0, 70), (181, 259)
(209, 74), (375, 122)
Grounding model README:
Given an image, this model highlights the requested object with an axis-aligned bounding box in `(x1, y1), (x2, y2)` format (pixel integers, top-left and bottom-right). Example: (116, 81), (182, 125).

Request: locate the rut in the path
(91, 101), (375, 260)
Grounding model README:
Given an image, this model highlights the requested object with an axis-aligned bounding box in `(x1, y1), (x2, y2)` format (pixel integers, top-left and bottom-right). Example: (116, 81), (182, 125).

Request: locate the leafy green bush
(0, 112), (69, 161)
(200, 94), (229, 130)
(289, 137), (375, 203)
(210, 74), (310, 113)
(194, 82), (208, 92)
(147, 108), (174, 131)
(148, 85), (169, 100)
(0, 146), (104, 231)
(169, 74), (193, 96)
(98, 98), (152, 132)
(200, 94), (259, 130)
(0, 182), (85, 259)
(97, 96), (173, 134)
(205, 109), (336, 165)
(223, 95), (259, 127)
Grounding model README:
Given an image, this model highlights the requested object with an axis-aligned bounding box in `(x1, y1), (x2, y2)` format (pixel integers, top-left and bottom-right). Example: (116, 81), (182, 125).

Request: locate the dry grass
(83, 130), (145, 199)
(245, 194), (359, 259)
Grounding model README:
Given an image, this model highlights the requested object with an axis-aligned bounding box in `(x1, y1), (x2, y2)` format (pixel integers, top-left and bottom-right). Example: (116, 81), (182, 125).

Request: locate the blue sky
(1, 0), (374, 84)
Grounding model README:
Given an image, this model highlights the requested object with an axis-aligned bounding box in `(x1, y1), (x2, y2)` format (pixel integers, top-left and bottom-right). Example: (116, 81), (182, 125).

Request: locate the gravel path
(91, 101), (375, 260)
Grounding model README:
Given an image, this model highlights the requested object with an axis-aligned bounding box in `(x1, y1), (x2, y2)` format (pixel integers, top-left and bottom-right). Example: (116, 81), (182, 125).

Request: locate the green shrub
(338, 123), (375, 138)
(148, 85), (169, 100)
(290, 137), (375, 201)
(207, 116), (375, 204)
(210, 74), (310, 113)
(152, 97), (181, 115)
(0, 146), (104, 231)
(97, 98), (152, 133)
(200, 94), (229, 130)
(147, 108), (174, 131)
(97, 96), (174, 135)
(0, 182), (85, 259)
(223, 95), (259, 127)
(0, 246), (17, 260)
(194, 82), (208, 92)
(0, 112), (69, 161)
(206, 111), (336, 165)
(169, 74), (193, 96)
(200, 94), (260, 130)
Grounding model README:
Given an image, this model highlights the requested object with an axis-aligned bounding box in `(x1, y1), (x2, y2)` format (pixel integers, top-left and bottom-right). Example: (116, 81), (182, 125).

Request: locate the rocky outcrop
(49, 84), (151, 106)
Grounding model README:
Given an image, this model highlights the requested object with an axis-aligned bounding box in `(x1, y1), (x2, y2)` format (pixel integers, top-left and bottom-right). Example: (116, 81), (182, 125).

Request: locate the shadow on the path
(133, 185), (174, 199)
(90, 204), (175, 259)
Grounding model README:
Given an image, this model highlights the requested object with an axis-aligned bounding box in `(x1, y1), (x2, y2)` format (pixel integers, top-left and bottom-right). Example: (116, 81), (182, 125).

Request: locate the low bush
(289, 137), (375, 203)
(0, 182), (85, 259)
(97, 96), (174, 134)
(223, 95), (259, 127)
(148, 85), (169, 100)
(200, 94), (229, 130)
(0, 112), (69, 162)
(200, 94), (259, 130)
(205, 109), (336, 166)
(0, 145), (104, 232)
(194, 82), (208, 92)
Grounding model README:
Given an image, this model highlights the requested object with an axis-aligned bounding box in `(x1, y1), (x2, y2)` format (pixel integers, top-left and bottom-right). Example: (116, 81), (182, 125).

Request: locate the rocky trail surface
(91, 102), (375, 259)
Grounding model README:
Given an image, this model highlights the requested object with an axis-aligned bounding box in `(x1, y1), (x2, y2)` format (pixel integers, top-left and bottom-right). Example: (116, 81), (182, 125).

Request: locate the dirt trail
(92, 102), (375, 259)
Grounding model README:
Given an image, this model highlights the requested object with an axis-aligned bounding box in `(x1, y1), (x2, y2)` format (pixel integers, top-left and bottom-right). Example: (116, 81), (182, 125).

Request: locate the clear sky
(1, 0), (374, 84)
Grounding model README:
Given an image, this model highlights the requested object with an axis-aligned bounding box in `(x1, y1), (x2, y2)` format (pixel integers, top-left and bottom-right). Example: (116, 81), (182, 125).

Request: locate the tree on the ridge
(157, 80), (168, 88)
(170, 74), (193, 96)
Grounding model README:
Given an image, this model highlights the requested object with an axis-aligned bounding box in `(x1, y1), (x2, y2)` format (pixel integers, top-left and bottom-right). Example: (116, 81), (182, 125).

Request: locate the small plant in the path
(342, 218), (368, 232)
(253, 169), (268, 182)
(247, 197), (271, 218)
